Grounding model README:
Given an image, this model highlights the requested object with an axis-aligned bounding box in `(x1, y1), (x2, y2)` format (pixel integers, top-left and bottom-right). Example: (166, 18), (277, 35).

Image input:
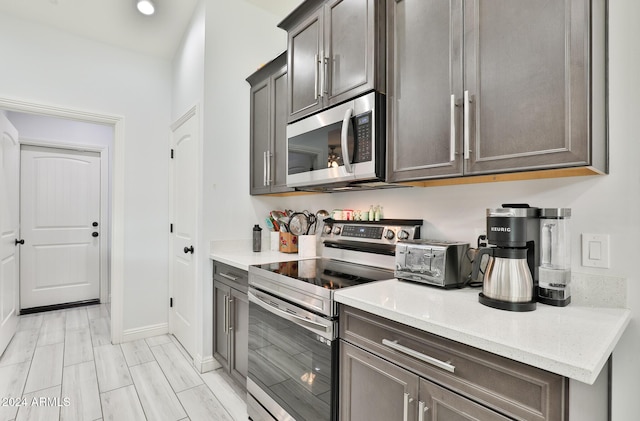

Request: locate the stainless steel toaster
(395, 240), (471, 288)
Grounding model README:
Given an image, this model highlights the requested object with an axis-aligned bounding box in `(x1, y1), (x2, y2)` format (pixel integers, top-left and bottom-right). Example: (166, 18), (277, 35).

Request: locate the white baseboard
(121, 322), (169, 343)
(195, 354), (221, 373)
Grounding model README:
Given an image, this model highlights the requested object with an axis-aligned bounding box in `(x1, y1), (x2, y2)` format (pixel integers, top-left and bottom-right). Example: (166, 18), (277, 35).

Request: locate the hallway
(0, 305), (246, 421)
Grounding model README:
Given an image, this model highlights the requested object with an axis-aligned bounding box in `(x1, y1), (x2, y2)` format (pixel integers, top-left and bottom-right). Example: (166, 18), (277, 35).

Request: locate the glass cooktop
(253, 258), (394, 290)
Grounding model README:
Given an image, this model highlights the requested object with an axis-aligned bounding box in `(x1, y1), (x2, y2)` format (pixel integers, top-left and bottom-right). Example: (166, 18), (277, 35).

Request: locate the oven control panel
(321, 219), (422, 245)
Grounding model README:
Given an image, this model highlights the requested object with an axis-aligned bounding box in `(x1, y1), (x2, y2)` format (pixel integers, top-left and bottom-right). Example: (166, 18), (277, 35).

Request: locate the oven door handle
(248, 290), (331, 335)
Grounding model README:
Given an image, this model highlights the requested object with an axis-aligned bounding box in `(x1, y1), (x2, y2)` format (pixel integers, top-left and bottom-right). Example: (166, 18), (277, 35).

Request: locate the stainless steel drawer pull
(382, 339), (456, 373)
(219, 272), (239, 282)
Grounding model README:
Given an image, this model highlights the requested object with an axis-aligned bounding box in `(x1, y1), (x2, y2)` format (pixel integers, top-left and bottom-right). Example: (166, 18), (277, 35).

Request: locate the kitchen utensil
(265, 217), (275, 231)
(288, 212), (309, 236)
(537, 208), (572, 306)
(277, 216), (290, 233)
(472, 205), (540, 312)
(270, 215), (280, 231)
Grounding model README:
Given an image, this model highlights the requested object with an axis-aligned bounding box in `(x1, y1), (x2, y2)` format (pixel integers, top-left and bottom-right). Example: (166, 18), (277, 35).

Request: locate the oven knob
(385, 230), (395, 240)
(332, 226), (341, 235)
(324, 225), (333, 234)
(398, 230), (410, 240)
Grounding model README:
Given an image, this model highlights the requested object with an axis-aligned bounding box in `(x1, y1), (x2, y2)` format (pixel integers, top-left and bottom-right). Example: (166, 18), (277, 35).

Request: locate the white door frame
(0, 96), (125, 344)
(19, 139), (110, 305)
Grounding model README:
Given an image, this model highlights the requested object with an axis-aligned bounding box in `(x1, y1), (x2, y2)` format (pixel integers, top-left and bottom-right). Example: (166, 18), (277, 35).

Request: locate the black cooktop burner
(253, 258), (394, 290)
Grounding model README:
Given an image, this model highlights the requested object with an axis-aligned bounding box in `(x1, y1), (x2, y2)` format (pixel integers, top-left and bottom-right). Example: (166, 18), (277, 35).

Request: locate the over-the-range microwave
(286, 91), (386, 191)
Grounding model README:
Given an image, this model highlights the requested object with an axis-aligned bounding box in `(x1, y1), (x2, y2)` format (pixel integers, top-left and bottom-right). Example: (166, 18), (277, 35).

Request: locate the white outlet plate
(581, 233), (610, 268)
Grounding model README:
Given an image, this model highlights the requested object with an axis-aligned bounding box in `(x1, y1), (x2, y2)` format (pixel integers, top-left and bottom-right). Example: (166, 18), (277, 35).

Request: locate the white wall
(0, 13), (173, 332)
(200, 1), (639, 419)
(200, 0), (295, 363)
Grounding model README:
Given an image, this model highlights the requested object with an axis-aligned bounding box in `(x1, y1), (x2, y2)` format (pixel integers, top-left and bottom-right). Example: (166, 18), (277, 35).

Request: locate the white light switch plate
(581, 233), (610, 268)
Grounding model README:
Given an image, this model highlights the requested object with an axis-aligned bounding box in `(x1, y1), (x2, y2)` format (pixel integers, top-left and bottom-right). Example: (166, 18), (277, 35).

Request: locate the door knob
(184, 245), (194, 254)
(92, 221), (99, 227)
(15, 239), (24, 246)
(92, 232), (99, 237)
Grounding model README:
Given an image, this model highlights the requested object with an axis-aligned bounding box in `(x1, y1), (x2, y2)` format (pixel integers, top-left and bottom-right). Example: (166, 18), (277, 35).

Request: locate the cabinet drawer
(213, 261), (248, 292)
(340, 306), (566, 421)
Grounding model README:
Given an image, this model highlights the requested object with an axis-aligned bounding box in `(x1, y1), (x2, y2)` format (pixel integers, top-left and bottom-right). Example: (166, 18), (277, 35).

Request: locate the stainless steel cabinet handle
(223, 294), (229, 334)
(314, 53), (319, 99)
(266, 150), (271, 186)
(323, 54), (329, 96)
(418, 400), (428, 421)
(219, 272), (238, 282)
(450, 94), (456, 162)
(263, 151), (267, 186)
(319, 50), (325, 97)
(341, 108), (354, 173)
(464, 90), (470, 160)
(228, 298), (233, 332)
(382, 339), (456, 373)
(403, 392), (414, 421)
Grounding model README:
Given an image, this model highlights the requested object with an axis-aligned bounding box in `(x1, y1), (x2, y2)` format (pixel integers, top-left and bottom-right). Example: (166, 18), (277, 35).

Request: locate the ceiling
(0, 0), (301, 60)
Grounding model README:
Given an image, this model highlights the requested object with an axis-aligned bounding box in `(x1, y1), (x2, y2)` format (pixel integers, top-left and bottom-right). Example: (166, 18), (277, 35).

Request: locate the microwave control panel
(353, 112), (372, 162)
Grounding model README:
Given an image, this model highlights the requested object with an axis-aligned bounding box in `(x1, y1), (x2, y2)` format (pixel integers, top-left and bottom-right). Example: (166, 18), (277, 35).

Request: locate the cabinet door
(229, 287), (249, 386)
(387, 0), (464, 182)
(249, 79), (271, 194)
(288, 9), (324, 122)
(213, 281), (231, 370)
(269, 66), (293, 193)
(325, 0), (377, 106)
(419, 378), (511, 421)
(340, 340), (419, 421)
(464, 0), (590, 174)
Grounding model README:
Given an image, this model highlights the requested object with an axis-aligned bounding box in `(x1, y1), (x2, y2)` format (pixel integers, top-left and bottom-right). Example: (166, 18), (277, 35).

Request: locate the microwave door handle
(341, 108), (354, 174)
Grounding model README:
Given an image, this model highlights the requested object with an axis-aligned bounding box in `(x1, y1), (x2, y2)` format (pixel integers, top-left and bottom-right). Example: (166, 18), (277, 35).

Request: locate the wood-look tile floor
(0, 305), (247, 421)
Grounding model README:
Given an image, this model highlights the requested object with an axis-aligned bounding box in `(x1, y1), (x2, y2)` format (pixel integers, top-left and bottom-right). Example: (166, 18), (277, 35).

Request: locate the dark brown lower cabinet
(339, 306), (567, 421)
(212, 261), (249, 388)
(341, 341), (511, 421)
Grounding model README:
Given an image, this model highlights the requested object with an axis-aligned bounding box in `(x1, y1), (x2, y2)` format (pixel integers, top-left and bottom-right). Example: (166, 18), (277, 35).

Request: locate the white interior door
(20, 146), (101, 310)
(169, 109), (198, 358)
(0, 114), (20, 355)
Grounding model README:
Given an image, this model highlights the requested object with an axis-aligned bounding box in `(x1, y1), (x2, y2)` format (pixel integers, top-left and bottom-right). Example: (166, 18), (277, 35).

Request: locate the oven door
(248, 287), (337, 421)
(286, 91), (381, 188)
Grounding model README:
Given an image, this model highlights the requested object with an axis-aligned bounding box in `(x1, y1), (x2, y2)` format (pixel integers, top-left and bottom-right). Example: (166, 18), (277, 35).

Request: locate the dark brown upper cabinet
(279, 0), (386, 123)
(387, 0), (608, 183)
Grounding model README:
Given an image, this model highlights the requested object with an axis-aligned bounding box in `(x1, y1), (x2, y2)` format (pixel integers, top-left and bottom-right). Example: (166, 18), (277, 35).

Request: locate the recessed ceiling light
(137, 0), (155, 15)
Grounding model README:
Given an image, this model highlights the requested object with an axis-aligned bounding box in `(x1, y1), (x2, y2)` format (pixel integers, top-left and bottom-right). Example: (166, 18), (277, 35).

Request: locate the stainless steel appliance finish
(477, 248), (534, 303)
(286, 91), (385, 189)
(247, 219), (422, 421)
(474, 205), (540, 312)
(395, 240), (471, 288)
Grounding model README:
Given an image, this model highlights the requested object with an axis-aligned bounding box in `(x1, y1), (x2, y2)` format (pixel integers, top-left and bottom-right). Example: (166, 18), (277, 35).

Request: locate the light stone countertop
(210, 239), (316, 271)
(209, 240), (630, 385)
(334, 279), (631, 385)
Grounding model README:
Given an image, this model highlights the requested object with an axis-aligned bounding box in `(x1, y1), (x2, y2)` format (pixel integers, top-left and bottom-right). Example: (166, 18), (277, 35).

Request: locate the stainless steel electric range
(247, 219), (422, 421)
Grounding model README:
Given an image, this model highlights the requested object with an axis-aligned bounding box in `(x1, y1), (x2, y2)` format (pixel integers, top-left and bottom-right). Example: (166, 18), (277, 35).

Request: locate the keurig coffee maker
(472, 204), (540, 312)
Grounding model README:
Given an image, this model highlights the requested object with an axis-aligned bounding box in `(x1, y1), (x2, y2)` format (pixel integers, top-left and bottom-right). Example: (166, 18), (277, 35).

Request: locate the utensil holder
(270, 231), (280, 251)
(298, 235), (316, 257)
(279, 232), (298, 253)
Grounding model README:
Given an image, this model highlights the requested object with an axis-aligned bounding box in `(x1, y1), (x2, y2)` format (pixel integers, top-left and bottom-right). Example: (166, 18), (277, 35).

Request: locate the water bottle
(252, 224), (262, 252)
